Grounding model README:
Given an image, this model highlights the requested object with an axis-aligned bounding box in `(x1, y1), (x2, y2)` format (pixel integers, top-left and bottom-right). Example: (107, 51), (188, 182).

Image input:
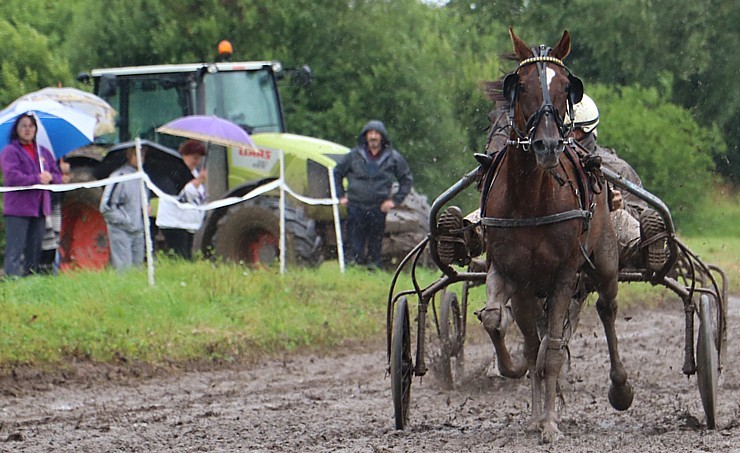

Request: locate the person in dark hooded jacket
(334, 120), (412, 267)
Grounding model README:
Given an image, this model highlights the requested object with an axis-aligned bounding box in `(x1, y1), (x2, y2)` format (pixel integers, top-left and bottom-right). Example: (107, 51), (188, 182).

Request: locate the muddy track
(1, 297), (739, 452)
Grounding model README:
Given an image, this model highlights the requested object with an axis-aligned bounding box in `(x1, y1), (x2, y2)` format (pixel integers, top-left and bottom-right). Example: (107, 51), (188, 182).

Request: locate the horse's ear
(568, 74), (584, 105)
(551, 30), (571, 60)
(509, 27), (533, 61)
(503, 72), (519, 102)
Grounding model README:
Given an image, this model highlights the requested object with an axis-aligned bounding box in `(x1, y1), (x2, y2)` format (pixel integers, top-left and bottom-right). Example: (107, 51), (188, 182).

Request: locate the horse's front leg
(596, 281), (634, 411)
(479, 266), (527, 379)
(509, 293), (545, 430)
(539, 287), (573, 444)
(591, 233), (634, 412)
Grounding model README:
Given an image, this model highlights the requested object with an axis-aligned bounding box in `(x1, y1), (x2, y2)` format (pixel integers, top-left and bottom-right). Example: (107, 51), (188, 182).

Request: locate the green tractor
(66, 51), (429, 268)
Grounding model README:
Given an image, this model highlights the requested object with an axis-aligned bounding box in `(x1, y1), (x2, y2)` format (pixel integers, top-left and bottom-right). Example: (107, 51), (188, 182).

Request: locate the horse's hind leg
(591, 207), (634, 411)
(596, 281), (634, 411)
(479, 267), (527, 379)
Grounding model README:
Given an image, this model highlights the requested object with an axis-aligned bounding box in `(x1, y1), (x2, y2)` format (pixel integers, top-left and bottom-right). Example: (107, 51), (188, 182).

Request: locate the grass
(1, 186), (737, 373)
(0, 259), (401, 371)
(678, 185), (740, 295)
(677, 183), (740, 238)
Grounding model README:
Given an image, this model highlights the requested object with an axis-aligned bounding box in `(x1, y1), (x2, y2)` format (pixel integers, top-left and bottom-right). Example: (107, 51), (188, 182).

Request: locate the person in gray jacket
(334, 120), (412, 268)
(100, 147), (149, 271)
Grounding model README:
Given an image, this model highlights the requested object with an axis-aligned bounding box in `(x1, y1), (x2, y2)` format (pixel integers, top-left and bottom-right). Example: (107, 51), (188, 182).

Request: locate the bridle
(480, 45), (593, 237)
(502, 45), (584, 150)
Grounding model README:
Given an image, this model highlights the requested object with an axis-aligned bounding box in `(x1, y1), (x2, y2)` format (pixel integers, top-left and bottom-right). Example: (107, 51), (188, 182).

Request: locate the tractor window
(128, 78), (190, 141)
(203, 70), (283, 134)
(98, 75), (193, 144)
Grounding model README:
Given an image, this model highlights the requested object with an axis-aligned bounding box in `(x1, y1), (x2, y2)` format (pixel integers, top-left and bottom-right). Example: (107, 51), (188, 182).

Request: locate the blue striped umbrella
(0, 99), (96, 158)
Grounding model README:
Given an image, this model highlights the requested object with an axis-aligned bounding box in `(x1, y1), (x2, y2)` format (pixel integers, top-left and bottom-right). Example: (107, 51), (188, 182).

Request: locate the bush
(589, 84), (723, 229)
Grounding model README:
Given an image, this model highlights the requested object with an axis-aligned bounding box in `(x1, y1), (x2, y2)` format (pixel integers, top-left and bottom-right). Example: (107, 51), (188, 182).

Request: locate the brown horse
(478, 29), (633, 443)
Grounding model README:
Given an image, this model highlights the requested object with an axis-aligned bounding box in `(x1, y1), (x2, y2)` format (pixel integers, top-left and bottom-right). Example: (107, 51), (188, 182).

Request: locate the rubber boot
(639, 208), (668, 271)
(436, 206), (469, 266)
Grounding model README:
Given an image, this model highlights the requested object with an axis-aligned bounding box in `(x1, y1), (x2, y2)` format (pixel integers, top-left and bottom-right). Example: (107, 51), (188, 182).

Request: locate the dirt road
(1, 296), (738, 452)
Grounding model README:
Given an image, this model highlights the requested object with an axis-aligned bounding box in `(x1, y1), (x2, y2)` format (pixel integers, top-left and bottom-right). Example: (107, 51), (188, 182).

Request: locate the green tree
(671, 0), (740, 181)
(0, 0), (80, 48)
(0, 20), (74, 106)
(591, 84), (722, 227)
(445, 0), (738, 184)
(66, 0), (246, 70)
(256, 0), (506, 198)
(65, 0), (502, 198)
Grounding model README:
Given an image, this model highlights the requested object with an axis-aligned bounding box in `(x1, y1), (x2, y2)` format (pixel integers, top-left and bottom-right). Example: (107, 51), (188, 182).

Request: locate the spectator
(99, 147), (149, 271)
(0, 113), (62, 277)
(155, 140), (207, 260)
(39, 159), (71, 274)
(334, 120), (412, 268)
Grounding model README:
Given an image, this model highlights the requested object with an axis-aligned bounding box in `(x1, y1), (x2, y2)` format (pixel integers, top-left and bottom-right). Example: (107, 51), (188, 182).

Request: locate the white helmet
(566, 93), (599, 134)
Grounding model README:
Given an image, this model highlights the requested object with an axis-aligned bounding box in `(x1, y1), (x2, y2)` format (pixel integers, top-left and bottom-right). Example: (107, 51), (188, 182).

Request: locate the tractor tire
(210, 197), (323, 267)
(64, 166), (103, 207)
(58, 166), (110, 271)
(382, 188), (431, 267)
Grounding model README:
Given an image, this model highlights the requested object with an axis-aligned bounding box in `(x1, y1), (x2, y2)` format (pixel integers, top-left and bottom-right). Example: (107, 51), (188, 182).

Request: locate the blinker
(568, 74), (584, 105)
(503, 72), (519, 103)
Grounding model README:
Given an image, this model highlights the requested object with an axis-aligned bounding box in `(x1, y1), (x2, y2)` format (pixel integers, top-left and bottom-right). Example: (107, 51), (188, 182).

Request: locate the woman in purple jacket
(0, 113), (62, 277)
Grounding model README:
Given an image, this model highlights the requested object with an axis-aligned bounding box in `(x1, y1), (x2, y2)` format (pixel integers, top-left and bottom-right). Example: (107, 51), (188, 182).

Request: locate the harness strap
(479, 145), (508, 213)
(562, 145), (594, 232)
(481, 209), (591, 228)
(563, 146), (589, 209)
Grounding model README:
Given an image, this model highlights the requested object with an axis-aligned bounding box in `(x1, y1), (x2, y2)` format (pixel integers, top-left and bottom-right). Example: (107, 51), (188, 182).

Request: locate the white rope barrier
(0, 167), (339, 211)
(1, 148), (345, 279)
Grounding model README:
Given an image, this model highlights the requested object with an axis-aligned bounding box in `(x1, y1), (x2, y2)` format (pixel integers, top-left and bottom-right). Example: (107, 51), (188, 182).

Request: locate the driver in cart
(436, 94), (667, 272)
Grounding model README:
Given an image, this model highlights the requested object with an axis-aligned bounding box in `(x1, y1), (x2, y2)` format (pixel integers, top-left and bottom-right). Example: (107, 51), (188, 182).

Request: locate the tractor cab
(90, 60), (286, 147)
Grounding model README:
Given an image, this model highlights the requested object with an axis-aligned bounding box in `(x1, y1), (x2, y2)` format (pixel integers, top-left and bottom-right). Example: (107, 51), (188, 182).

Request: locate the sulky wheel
(391, 296), (412, 430)
(696, 295), (720, 429)
(438, 291), (465, 388)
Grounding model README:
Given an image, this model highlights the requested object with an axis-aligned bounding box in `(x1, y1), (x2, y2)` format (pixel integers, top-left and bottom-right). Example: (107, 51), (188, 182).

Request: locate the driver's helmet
(566, 94), (600, 134)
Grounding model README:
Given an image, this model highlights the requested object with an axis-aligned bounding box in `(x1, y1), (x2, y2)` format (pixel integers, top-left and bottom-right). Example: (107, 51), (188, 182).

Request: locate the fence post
(327, 166), (344, 273)
(279, 149), (286, 275)
(136, 137), (155, 286)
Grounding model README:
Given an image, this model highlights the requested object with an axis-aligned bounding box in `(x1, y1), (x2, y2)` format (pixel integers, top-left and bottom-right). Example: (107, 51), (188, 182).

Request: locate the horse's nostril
(532, 140), (545, 154)
(533, 138), (563, 155)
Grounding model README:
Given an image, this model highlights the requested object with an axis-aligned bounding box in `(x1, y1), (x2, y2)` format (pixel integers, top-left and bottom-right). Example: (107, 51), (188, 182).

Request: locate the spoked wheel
(438, 291), (464, 388)
(696, 295), (719, 429)
(391, 296), (412, 430)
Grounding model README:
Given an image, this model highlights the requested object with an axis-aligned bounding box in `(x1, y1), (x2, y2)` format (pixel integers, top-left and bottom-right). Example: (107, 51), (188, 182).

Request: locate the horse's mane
(479, 78), (510, 131)
(480, 52), (519, 106)
(480, 80), (506, 104)
(479, 50), (534, 132)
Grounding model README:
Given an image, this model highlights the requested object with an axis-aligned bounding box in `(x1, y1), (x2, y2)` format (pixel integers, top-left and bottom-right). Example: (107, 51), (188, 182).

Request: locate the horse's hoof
(608, 382), (634, 411)
(540, 421), (562, 444)
(526, 416), (542, 433)
(485, 361), (499, 378)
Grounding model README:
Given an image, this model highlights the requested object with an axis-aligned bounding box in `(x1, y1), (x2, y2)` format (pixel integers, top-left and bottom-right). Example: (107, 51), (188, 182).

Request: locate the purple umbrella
(155, 115), (256, 150)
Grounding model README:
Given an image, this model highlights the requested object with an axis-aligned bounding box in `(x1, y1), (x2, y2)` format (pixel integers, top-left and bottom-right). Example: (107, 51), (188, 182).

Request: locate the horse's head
(503, 28), (583, 169)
